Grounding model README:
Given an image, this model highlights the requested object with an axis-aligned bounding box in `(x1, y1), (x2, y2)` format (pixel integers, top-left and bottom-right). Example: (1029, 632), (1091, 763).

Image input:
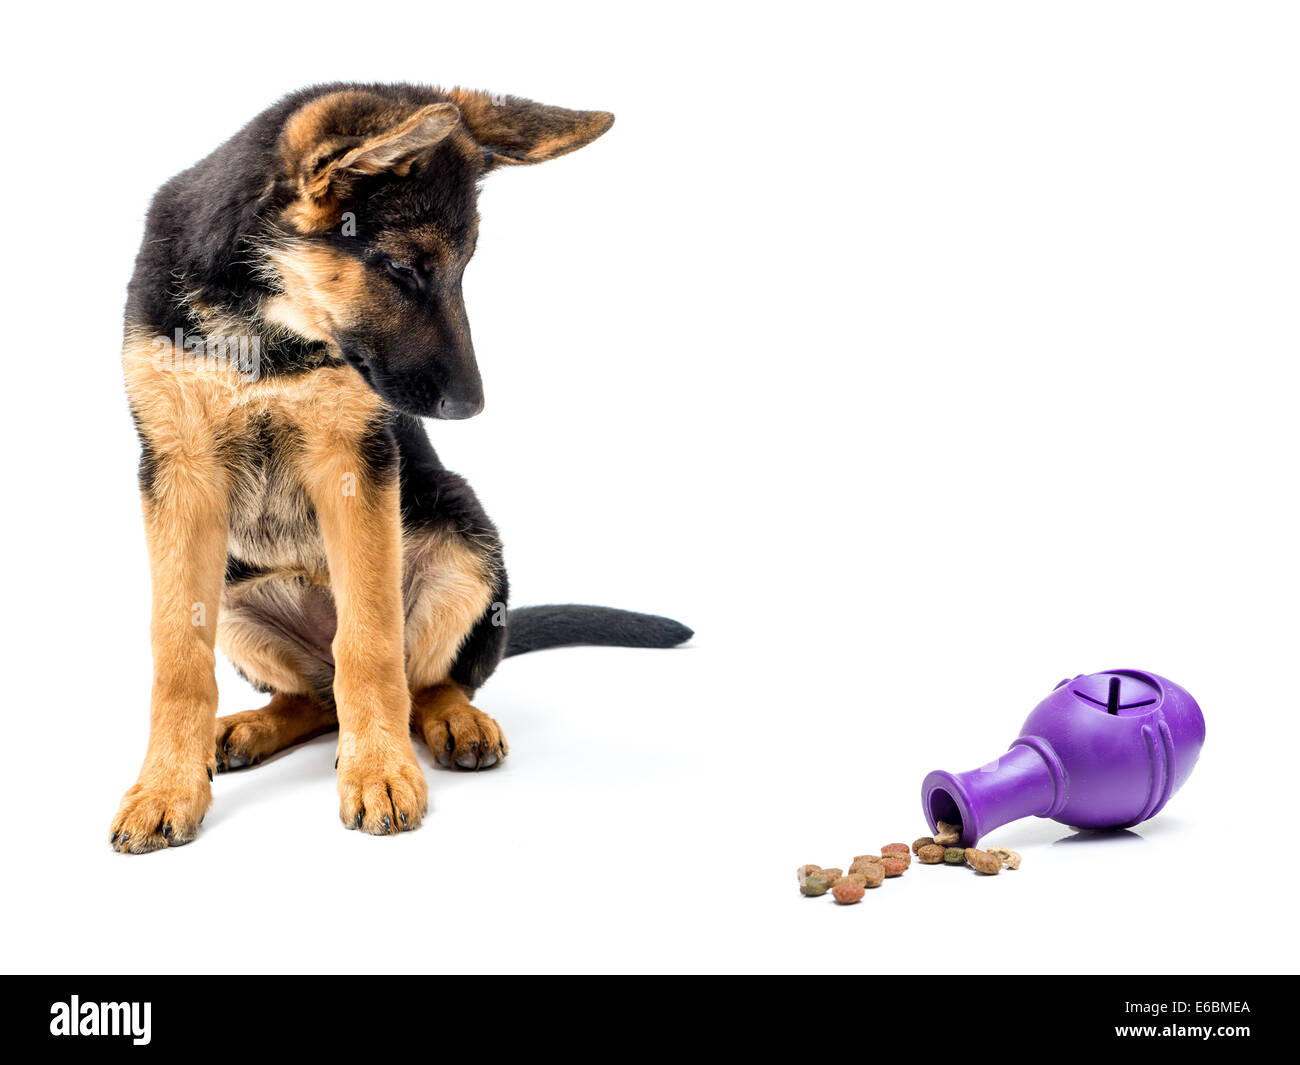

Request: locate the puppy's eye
(384, 259), (418, 286)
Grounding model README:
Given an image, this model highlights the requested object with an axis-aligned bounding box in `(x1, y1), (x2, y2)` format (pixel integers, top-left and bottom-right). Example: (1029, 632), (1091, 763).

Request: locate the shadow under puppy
(113, 83), (690, 853)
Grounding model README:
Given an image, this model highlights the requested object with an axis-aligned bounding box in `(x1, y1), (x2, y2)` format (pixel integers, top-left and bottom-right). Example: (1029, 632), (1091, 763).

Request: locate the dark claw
(334, 757), (339, 769)
(445, 738), (454, 752)
(399, 811), (408, 827)
(110, 832), (119, 844)
(381, 814), (391, 832)
(206, 766), (213, 782)
(162, 823), (172, 839)
(353, 811), (363, 828)
(224, 741), (232, 753)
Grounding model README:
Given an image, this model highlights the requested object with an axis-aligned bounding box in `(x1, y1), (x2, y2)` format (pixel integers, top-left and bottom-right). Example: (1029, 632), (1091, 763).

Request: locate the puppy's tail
(504, 605), (693, 658)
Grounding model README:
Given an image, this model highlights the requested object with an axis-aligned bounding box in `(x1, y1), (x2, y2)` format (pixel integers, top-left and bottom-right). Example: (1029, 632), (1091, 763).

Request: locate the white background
(1, 0), (1297, 974)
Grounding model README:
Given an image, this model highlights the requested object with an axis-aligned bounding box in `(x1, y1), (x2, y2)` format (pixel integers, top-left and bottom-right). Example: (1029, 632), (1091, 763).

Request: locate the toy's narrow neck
(921, 743), (1059, 847)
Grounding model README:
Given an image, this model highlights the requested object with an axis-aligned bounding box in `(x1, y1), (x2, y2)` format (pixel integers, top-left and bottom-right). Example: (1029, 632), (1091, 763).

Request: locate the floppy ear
(447, 89), (614, 167)
(331, 103), (461, 174)
(280, 91), (461, 231)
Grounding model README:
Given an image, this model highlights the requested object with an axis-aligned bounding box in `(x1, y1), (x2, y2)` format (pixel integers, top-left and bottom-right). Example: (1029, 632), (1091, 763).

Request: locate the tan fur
(447, 88), (614, 164)
(123, 330), (382, 442)
(209, 677), (508, 773)
(215, 693), (337, 769)
(260, 244), (370, 342)
(412, 682), (508, 770)
(112, 334), (232, 851)
(404, 530), (497, 690)
(208, 523), (496, 773)
(216, 599), (322, 695)
(294, 399), (429, 832)
(280, 92), (460, 233)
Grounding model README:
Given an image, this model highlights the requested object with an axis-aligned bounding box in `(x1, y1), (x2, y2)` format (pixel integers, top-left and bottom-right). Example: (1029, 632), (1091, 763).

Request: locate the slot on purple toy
(921, 670), (1205, 847)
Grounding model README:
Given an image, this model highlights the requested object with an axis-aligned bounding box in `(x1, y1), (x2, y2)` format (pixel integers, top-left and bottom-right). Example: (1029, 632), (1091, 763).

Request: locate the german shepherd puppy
(112, 84), (690, 853)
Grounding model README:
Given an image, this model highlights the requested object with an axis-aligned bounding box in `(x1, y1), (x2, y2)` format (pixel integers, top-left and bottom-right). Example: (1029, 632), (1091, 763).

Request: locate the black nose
(436, 395), (484, 420)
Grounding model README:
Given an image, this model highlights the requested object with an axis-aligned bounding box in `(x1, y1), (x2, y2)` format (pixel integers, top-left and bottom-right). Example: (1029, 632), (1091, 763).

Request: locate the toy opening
(927, 787), (963, 831)
(1071, 673), (1160, 716)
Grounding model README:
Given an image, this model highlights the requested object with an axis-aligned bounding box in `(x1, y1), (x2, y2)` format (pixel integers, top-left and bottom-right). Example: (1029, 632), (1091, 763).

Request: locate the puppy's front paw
(110, 770), (211, 854)
(337, 742), (428, 835)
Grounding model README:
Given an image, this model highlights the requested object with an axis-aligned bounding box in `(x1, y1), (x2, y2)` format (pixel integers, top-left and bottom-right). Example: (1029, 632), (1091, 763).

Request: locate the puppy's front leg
(111, 449), (227, 852)
(303, 420), (427, 834)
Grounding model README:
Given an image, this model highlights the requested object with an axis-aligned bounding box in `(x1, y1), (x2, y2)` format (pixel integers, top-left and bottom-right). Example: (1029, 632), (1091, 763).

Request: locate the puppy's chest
(226, 413), (325, 572)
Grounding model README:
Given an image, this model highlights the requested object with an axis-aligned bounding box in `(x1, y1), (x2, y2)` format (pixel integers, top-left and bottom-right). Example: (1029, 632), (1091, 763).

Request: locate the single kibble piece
(912, 837), (936, 855)
(852, 854), (881, 867)
(796, 864), (822, 882)
(965, 848), (1002, 875)
(800, 873), (835, 896)
(881, 843), (910, 858)
(832, 881), (866, 905)
(942, 847), (967, 864)
(858, 863), (885, 888)
(934, 821), (962, 846)
(880, 857), (907, 878)
(835, 873), (869, 889)
(917, 844), (945, 864)
(986, 846), (1022, 870)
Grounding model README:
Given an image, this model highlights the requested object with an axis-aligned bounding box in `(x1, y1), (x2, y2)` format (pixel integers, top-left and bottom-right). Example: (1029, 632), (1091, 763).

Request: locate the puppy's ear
(280, 91), (461, 232)
(448, 89), (613, 168)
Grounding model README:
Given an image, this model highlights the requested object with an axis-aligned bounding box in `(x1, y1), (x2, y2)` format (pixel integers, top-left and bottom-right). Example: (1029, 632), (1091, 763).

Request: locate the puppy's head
(267, 87), (613, 419)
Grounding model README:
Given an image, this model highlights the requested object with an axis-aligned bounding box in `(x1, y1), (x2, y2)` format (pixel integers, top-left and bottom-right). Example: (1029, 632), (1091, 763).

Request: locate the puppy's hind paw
(424, 705), (508, 770)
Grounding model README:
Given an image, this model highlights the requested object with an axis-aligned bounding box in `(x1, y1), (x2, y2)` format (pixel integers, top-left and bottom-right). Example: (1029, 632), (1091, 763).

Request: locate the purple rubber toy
(921, 670), (1205, 847)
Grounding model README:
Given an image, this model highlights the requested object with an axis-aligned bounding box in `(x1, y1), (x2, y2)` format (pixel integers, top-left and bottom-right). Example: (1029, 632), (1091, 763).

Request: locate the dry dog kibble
(832, 880), (866, 905)
(799, 823), (1021, 902)
(800, 872), (835, 896)
(934, 821), (962, 846)
(858, 863), (885, 888)
(880, 857), (907, 878)
(965, 848), (1002, 875)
